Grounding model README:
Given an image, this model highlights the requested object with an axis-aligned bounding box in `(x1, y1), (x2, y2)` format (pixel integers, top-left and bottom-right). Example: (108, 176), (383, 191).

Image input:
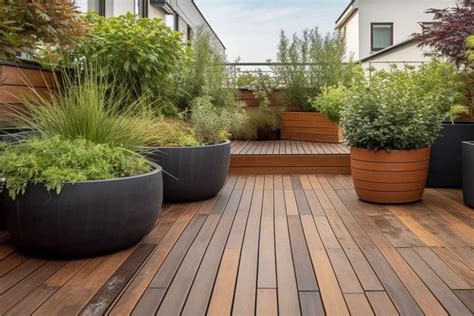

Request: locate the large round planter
(0, 128), (39, 142)
(351, 147), (430, 204)
(463, 141), (474, 208)
(148, 141), (230, 203)
(427, 122), (474, 188)
(0, 169), (163, 259)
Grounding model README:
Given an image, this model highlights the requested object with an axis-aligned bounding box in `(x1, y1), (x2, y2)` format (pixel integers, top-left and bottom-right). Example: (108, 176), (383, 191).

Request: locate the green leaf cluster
(275, 28), (363, 111)
(311, 85), (348, 122)
(341, 66), (448, 151)
(0, 136), (152, 199)
(231, 107), (282, 140)
(149, 117), (199, 147)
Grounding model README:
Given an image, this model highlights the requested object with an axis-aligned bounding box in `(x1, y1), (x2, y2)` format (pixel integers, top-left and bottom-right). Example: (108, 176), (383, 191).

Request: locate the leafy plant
(236, 72), (257, 88)
(231, 107), (281, 140)
(417, 1), (474, 67)
(275, 28), (363, 111)
(190, 96), (244, 144)
(17, 65), (156, 151)
(54, 12), (187, 113)
(176, 27), (237, 111)
(0, 0), (85, 61)
(149, 117), (198, 147)
(311, 85), (348, 122)
(341, 67), (446, 151)
(0, 136), (152, 199)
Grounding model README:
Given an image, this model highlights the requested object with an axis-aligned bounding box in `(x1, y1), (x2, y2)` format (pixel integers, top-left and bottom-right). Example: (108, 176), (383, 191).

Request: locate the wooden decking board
(1, 175), (473, 315)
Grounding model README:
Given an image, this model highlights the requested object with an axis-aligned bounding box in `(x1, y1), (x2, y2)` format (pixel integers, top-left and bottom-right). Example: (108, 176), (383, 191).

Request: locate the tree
(417, 1), (474, 66)
(0, 0), (85, 61)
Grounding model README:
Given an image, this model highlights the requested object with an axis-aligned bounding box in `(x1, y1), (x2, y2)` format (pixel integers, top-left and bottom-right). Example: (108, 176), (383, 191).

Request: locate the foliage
(0, 136), (152, 199)
(231, 107), (281, 140)
(417, 1), (474, 67)
(275, 27), (363, 111)
(176, 27), (237, 111)
(149, 117), (198, 147)
(17, 65), (156, 151)
(190, 96), (245, 144)
(467, 35), (474, 65)
(236, 72), (257, 88)
(341, 67), (446, 151)
(55, 12), (187, 113)
(0, 0), (85, 61)
(311, 85), (348, 122)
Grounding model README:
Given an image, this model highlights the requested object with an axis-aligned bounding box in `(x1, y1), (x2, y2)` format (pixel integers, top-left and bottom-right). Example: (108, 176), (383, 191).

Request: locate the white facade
(76, 0), (225, 55)
(336, 0), (455, 67)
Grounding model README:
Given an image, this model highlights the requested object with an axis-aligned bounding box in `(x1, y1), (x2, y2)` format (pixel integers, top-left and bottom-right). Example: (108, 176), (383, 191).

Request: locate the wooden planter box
(281, 112), (343, 143)
(0, 62), (55, 124)
(238, 88), (287, 107)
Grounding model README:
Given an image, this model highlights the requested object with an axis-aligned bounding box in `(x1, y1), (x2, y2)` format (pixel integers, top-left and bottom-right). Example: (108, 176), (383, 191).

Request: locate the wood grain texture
(0, 175), (472, 315)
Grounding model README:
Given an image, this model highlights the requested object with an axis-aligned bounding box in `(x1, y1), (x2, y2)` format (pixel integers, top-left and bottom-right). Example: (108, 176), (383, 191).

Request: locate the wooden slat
(365, 291), (398, 316)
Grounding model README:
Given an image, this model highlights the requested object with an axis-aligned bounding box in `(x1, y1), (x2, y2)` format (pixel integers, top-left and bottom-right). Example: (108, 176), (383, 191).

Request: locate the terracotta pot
(351, 147), (430, 204)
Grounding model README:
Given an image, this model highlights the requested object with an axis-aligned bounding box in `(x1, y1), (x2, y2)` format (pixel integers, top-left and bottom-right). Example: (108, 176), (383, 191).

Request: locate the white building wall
(109, 0), (134, 16)
(343, 10), (359, 61)
(148, 5), (167, 20)
(357, 0), (455, 60)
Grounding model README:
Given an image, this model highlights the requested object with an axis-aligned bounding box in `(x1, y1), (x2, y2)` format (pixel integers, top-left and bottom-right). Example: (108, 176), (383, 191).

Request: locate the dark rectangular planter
(427, 122), (474, 188)
(463, 141), (474, 208)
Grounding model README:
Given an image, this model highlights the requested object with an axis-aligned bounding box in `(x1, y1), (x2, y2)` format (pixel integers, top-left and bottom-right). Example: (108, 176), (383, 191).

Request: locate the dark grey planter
(427, 122), (474, 188)
(1, 168), (163, 259)
(148, 141), (230, 203)
(463, 141), (474, 208)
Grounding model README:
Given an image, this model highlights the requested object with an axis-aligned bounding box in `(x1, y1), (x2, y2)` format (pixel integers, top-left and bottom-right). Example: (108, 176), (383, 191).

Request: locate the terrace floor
(0, 175), (473, 315)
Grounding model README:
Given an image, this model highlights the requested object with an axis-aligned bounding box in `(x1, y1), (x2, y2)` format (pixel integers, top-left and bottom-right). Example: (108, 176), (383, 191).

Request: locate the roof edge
(360, 37), (418, 62)
(191, 0), (226, 50)
(335, 1), (356, 26)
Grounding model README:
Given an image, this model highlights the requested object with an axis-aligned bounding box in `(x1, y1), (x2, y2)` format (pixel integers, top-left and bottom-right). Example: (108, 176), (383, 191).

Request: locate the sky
(195, 0), (349, 62)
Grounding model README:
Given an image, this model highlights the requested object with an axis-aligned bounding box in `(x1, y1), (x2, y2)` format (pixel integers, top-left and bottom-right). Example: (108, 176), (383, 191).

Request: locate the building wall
(357, 0), (455, 60)
(361, 40), (432, 71)
(343, 10), (359, 61)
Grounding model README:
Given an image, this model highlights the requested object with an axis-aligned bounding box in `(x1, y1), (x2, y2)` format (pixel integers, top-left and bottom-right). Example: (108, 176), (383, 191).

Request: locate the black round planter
(148, 141), (230, 203)
(463, 141), (474, 208)
(0, 128), (39, 142)
(1, 169), (163, 259)
(427, 122), (474, 188)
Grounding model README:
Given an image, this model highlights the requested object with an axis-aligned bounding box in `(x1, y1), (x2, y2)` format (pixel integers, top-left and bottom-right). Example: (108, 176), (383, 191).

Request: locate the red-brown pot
(351, 147), (430, 204)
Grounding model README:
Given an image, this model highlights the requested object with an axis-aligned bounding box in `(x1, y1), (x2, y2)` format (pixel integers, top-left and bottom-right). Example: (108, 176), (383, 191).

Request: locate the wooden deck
(0, 175), (473, 315)
(230, 140), (351, 174)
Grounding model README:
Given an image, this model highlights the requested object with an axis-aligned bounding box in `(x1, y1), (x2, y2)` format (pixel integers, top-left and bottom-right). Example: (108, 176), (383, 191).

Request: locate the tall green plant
(275, 28), (362, 111)
(53, 12), (187, 114)
(176, 27), (236, 111)
(17, 65), (155, 151)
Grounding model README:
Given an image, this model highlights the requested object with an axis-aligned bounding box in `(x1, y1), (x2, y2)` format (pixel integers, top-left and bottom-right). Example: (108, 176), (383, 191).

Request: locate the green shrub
(0, 1), (84, 61)
(231, 107), (281, 140)
(275, 28), (363, 111)
(176, 27), (237, 111)
(57, 12), (187, 113)
(18, 65), (155, 151)
(0, 136), (152, 199)
(341, 67), (445, 151)
(190, 96), (245, 144)
(311, 85), (348, 122)
(149, 117), (198, 147)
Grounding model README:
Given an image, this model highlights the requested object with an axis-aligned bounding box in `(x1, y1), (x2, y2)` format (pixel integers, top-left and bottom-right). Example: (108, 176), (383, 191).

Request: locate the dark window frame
(370, 22), (393, 52)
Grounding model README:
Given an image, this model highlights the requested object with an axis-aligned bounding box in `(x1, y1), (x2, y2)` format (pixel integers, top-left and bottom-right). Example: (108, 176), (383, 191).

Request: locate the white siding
(343, 10), (359, 61)
(357, 0), (455, 60)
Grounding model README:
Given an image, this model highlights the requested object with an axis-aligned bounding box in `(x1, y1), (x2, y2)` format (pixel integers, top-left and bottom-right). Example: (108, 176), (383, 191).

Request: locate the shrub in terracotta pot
(341, 67), (444, 204)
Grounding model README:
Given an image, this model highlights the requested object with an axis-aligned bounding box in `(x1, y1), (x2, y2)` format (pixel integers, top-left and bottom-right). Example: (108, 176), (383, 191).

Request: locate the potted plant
(417, 2), (474, 187)
(0, 65), (164, 257)
(463, 141), (474, 208)
(275, 27), (362, 143)
(341, 67), (444, 204)
(147, 97), (242, 203)
(0, 137), (162, 258)
(0, 1), (83, 125)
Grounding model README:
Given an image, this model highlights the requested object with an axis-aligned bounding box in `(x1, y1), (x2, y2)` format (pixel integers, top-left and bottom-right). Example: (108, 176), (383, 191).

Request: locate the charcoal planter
(427, 122), (474, 188)
(148, 141), (230, 203)
(463, 141), (474, 208)
(0, 168), (163, 259)
(0, 128), (39, 142)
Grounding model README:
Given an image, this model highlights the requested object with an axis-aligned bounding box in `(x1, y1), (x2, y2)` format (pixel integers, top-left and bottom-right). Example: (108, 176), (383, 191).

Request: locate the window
(371, 23), (393, 51)
(74, 0), (104, 15)
(134, 0), (148, 17)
